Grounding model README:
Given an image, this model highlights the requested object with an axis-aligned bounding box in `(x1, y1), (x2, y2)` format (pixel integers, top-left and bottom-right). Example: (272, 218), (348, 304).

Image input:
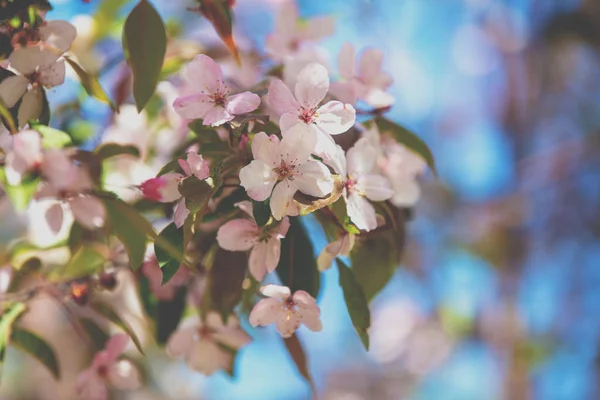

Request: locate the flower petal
(166, 327), (195, 359)
(251, 132), (280, 167)
(9, 47), (56, 75)
(45, 202), (63, 234)
(39, 59), (65, 88)
(0, 75), (28, 108)
(227, 92), (261, 115)
(70, 196), (106, 229)
(234, 200), (253, 217)
(212, 326), (251, 350)
(267, 79), (299, 116)
(174, 198), (190, 228)
(183, 54), (223, 94)
(239, 160), (277, 201)
(5, 129), (42, 185)
(294, 63), (329, 109)
(260, 284), (291, 300)
(346, 137), (378, 176)
(277, 216), (291, 237)
(39, 20), (77, 52)
(107, 360), (141, 390)
(390, 179), (421, 207)
(173, 93), (214, 120)
(355, 174), (394, 201)
(345, 191), (378, 232)
(185, 151), (210, 180)
(279, 124), (316, 165)
(216, 219), (258, 251)
(316, 101), (356, 135)
(249, 298), (281, 327)
(295, 160), (334, 197)
(249, 239), (281, 280)
(203, 106), (233, 126)
(275, 309), (300, 338)
(359, 48), (385, 84)
(77, 371), (108, 400)
(104, 334), (129, 363)
(337, 42), (356, 79)
(270, 180), (298, 220)
(187, 339), (230, 375)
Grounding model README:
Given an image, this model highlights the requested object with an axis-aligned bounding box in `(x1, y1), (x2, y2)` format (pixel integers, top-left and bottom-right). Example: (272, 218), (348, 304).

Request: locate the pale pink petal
(70, 196), (106, 229)
(298, 308), (323, 332)
(203, 106), (233, 126)
(340, 233), (355, 256)
(362, 88), (395, 108)
(9, 47), (54, 75)
(185, 152), (210, 180)
(216, 219), (259, 251)
(39, 20), (77, 52)
(346, 137), (377, 176)
(5, 130), (42, 185)
(355, 174), (394, 201)
(249, 298), (281, 327)
(275, 310), (300, 338)
(102, 334), (129, 365)
(317, 238), (344, 271)
(140, 173), (182, 202)
(294, 63), (329, 109)
(293, 290), (318, 309)
(226, 92), (260, 115)
(45, 202), (63, 233)
(260, 284), (291, 300)
(270, 180), (298, 221)
(293, 291), (322, 332)
(107, 360), (141, 390)
(277, 217), (290, 237)
(274, 1), (298, 38)
(251, 132), (280, 167)
(337, 43), (356, 79)
(314, 130), (339, 159)
(174, 198), (190, 228)
(17, 88), (43, 128)
(267, 79), (299, 116)
(295, 160), (334, 197)
(390, 179), (421, 207)
(345, 191), (378, 232)
(212, 326), (251, 350)
(249, 239), (280, 280)
(187, 339), (230, 375)
(279, 112), (303, 133)
(183, 54), (223, 93)
(329, 81), (358, 106)
(321, 144), (346, 177)
(0, 75), (28, 108)
(234, 200), (253, 217)
(239, 160), (277, 202)
(173, 93), (214, 120)
(166, 327), (195, 358)
(77, 371), (108, 400)
(303, 16), (335, 41)
(315, 101), (356, 135)
(279, 125), (317, 165)
(358, 48), (385, 84)
(39, 59), (65, 88)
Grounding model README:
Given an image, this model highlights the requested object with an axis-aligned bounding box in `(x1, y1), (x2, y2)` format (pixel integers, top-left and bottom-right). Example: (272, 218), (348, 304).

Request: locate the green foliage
(94, 143), (141, 160)
(11, 328), (60, 380)
(156, 288), (187, 344)
(178, 175), (213, 214)
(372, 116), (437, 176)
(78, 318), (110, 352)
(283, 334), (316, 397)
(123, 0), (167, 112)
(336, 259), (370, 350)
(0, 302), (27, 377)
(30, 123), (72, 148)
(62, 246), (106, 281)
(155, 222), (184, 284)
(202, 248), (246, 320)
(0, 96), (16, 134)
(91, 302), (144, 355)
(277, 217), (320, 298)
(0, 169), (40, 212)
(252, 199), (270, 227)
(64, 56), (116, 111)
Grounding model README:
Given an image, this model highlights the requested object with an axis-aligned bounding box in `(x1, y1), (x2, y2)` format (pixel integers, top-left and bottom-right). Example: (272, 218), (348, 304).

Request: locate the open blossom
(265, 2), (334, 62)
(249, 284), (322, 338)
(363, 125), (426, 207)
(239, 130), (333, 220)
(39, 20), (77, 53)
(173, 55), (261, 126)
(167, 313), (251, 375)
(331, 43), (395, 108)
(37, 150), (105, 233)
(4, 129), (43, 185)
(267, 63), (356, 156)
(77, 334), (141, 400)
(329, 138), (394, 231)
(140, 151), (210, 227)
(0, 47), (66, 127)
(317, 233), (355, 271)
(217, 201), (290, 281)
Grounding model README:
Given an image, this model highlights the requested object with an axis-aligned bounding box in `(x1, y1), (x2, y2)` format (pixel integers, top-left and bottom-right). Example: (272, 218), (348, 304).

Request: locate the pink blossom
(76, 334), (141, 400)
(39, 20), (77, 53)
(363, 125), (426, 207)
(249, 284), (322, 338)
(317, 233), (355, 271)
(330, 43), (395, 108)
(216, 201), (290, 281)
(166, 313), (251, 375)
(4, 129), (43, 185)
(173, 55), (261, 126)
(141, 256), (190, 301)
(37, 150), (105, 233)
(267, 63), (356, 156)
(238, 130), (333, 220)
(330, 138), (394, 232)
(265, 2), (334, 62)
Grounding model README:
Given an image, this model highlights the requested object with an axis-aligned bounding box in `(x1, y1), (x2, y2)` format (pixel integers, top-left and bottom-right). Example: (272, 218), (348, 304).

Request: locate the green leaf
(63, 56), (116, 110)
(277, 217), (320, 298)
(11, 328), (60, 380)
(103, 198), (153, 269)
(336, 259), (370, 350)
(123, 0), (167, 112)
(91, 302), (144, 355)
(252, 199), (270, 227)
(30, 123), (72, 148)
(283, 334), (316, 398)
(156, 287), (186, 344)
(38, 88), (50, 125)
(374, 116), (437, 176)
(0, 95), (17, 134)
(178, 175), (213, 214)
(79, 318), (109, 351)
(0, 302), (27, 375)
(95, 143), (141, 160)
(330, 199), (360, 235)
(155, 222), (184, 284)
(62, 246), (106, 281)
(202, 248), (247, 320)
(0, 170), (40, 212)
(157, 158), (183, 176)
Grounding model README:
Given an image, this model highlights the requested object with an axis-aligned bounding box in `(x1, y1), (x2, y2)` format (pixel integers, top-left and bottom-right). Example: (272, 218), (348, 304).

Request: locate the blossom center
(345, 177), (357, 193)
(273, 160), (297, 182)
(211, 90), (228, 107)
(298, 107), (318, 124)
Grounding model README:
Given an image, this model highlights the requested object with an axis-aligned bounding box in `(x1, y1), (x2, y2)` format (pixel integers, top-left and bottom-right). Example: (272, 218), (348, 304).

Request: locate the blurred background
(3, 0), (600, 399)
